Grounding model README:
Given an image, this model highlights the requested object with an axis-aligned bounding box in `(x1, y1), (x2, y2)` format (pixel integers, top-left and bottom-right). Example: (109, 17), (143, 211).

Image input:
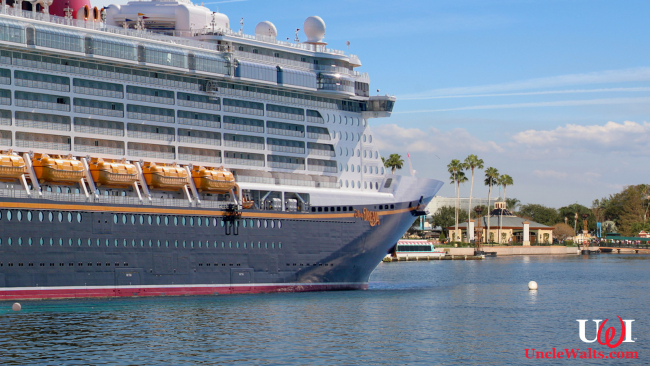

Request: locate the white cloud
(399, 87), (650, 101)
(400, 67), (650, 100)
(396, 96), (650, 114)
(373, 124), (503, 154)
(512, 120), (650, 147)
(532, 170), (568, 180)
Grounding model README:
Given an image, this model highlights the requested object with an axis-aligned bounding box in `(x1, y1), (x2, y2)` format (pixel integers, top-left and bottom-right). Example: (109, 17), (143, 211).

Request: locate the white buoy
(12, 303), (21, 311)
(528, 281), (538, 290)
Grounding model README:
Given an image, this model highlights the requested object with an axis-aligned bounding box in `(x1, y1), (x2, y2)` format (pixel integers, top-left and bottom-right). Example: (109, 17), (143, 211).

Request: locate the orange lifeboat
(142, 162), (189, 190)
(89, 158), (138, 187)
(32, 153), (84, 184)
(0, 151), (26, 181)
(191, 166), (236, 193)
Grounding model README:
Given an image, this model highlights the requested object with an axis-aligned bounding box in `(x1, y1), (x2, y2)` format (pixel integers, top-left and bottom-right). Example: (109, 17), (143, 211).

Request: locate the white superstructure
(0, 0), (400, 207)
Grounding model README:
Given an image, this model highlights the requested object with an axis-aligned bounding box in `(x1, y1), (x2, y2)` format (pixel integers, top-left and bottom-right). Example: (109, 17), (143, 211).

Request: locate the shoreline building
(446, 201), (554, 245)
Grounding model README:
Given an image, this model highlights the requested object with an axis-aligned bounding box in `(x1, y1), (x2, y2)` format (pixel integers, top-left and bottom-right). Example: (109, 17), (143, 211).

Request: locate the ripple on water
(0, 254), (648, 365)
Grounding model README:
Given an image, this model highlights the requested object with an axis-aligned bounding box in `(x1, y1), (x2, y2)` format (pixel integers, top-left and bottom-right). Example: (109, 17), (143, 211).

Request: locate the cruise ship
(0, 0), (443, 299)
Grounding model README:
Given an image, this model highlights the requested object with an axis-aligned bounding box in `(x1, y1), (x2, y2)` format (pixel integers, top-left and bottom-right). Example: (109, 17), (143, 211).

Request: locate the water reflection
(0, 254), (648, 365)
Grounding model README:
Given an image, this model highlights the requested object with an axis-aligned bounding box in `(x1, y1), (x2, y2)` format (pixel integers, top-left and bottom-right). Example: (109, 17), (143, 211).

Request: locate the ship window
(198, 241), (202, 248)
(311, 207), (316, 212)
(324, 207), (328, 212)
(242, 220), (246, 228)
(122, 214), (126, 224)
(272, 243), (275, 248)
(18, 237), (22, 246)
(16, 211), (22, 221)
(220, 220), (224, 227)
(197, 217), (202, 227)
(236, 242), (239, 248)
(156, 216), (161, 225)
(164, 216), (169, 225)
(189, 217), (194, 226)
(132, 240), (136, 247)
(190, 241), (194, 248)
(140, 240), (144, 247)
(115, 262), (120, 266)
(27, 211), (32, 221)
(317, 207), (322, 212)
(279, 242), (282, 249)
(229, 241), (232, 248)
(123, 239), (127, 247)
(67, 212), (72, 222)
(183, 241), (186, 248)
(265, 242), (268, 249)
(182, 217), (186, 226)
(222, 241), (225, 248)
(271, 221), (275, 229)
(77, 239), (82, 246)
(243, 242), (246, 249)
(139, 215), (144, 225)
(175, 240), (178, 248)
(114, 239), (118, 247)
(106, 262), (110, 266)
(148, 215), (152, 225)
(114, 214), (118, 224)
(174, 216), (178, 225)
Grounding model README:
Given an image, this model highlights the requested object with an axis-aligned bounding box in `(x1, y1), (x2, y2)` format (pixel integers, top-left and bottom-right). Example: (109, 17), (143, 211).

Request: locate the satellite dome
(303, 16), (326, 43)
(255, 21), (277, 38)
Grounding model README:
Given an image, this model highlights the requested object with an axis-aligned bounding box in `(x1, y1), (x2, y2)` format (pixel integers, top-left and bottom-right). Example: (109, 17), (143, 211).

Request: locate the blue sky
(97, 0), (650, 208)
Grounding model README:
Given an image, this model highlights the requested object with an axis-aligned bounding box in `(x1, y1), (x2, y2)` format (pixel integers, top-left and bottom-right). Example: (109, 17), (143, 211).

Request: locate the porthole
(369, 135), (373, 143)
(164, 216), (169, 225)
(48, 211), (53, 222)
(140, 240), (144, 247)
(197, 217), (203, 227)
(357, 133), (361, 141)
(156, 216), (161, 225)
(351, 165), (354, 173)
(351, 181), (355, 188)
(220, 220), (224, 227)
(345, 164), (349, 172)
(122, 214), (127, 224)
(338, 132), (342, 140)
(357, 150), (360, 157)
(49, 238), (53, 246)
(147, 215), (152, 225)
(58, 212), (63, 222)
(278, 221), (282, 229)
(358, 181), (361, 188)
(363, 119), (367, 126)
(28, 238), (32, 246)
(271, 220), (275, 229)
(363, 151), (367, 158)
(68, 238), (72, 246)
(345, 132), (348, 141)
(78, 238), (82, 246)
(39, 238), (43, 246)
(131, 215), (136, 224)
(18, 238), (22, 246)
(123, 239), (127, 247)
(264, 220), (268, 228)
(243, 219), (247, 228)
(182, 217), (186, 225)
(115, 239), (119, 247)
(243, 242), (246, 249)
(338, 115), (342, 124)
(183, 241), (186, 248)
(363, 134), (367, 142)
(345, 180), (349, 188)
(344, 116), (348, 125)
(77, 213), (82, 223)
(339, 148), (343, 156)
(7, 237), (11, 245)
(257, 219), (261, 228)
(364, 181), (368, 189)
(131, 240), (136, 247)
(190, 217), (194, 226)
(175, 240), (178, 248)
(27, 211), (32, 221)
(376, 182), (379, 190)
(339, 163), (343, 171)
(114, 214), (118, 224)
(16, 211), (22, 221)
(364, 166), (367, 173)
(249, 219), (254, 227)
(375, 151), (379, 159)
(357, 165), (361, 172)
(139, 215), (144, 225)
(174, 216), (179, 225)
(381, 167), (385, 174)
(206, 218), (211, 227)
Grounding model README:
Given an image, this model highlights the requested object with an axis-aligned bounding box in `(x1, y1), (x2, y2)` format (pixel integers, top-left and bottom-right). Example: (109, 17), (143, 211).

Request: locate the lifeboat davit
(32, 153), (85, 184)
(0, 151), (26, 181)
(191, 166), (236, 193)
(89, 158), (138, 187)
(142, 162), (189, 190)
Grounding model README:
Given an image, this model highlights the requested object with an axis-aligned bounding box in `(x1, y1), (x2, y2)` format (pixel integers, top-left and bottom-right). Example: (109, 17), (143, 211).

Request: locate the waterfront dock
(383, 255), (484, 262)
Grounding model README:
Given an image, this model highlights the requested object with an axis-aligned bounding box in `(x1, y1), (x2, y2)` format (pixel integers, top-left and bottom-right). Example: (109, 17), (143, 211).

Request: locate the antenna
(239, 18), (244, 34)
(295, 28), (300, 43)
(346, 40), (350, 50)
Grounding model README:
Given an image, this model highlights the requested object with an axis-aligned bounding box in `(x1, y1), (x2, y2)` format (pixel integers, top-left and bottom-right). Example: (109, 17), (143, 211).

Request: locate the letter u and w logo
(577, 316), (635, 348)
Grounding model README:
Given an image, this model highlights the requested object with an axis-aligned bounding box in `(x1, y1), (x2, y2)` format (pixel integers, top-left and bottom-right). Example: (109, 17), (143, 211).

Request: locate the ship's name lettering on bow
(354, 208), (380, 227)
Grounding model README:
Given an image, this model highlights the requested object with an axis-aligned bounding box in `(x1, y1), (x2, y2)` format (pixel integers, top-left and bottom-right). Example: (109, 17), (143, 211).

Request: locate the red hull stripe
(0, 282), (369, 300)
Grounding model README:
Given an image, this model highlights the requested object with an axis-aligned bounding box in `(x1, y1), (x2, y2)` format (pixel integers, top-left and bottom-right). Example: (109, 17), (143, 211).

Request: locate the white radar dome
(304, 16), (326, 43)
(255, 21), (277, 38)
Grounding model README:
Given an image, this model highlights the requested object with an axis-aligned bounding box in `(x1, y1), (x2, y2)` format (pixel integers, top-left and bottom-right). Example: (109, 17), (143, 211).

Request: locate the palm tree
(383, 154), (404, 174)
(500, 174), (514, 200)
(484, 167), (499, 244)
(454, 171), (468, 241)
(447, 159), (463, 241)
(463, 155), (484, 240)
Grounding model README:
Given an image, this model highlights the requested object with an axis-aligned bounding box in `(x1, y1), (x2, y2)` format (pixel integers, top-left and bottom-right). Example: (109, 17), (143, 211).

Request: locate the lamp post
(474, 206), (484, 254)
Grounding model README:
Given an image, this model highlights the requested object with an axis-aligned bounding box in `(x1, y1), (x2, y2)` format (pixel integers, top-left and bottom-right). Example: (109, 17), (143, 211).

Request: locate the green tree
(506, 198), (520, 211)
(447, 159), (464, 237)
(518, 204), (560, 226)
(463, 155), (484, 240)
(431, 206), (468, 238)
(382, 154), (404, 174)
(483, 167), (499, 243)
(559, 203), (594, 234)
(499, 174), (514, 200)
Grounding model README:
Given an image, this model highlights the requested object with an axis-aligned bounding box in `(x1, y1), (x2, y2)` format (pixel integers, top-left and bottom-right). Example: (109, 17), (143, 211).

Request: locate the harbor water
(1, 254), (648, 365)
